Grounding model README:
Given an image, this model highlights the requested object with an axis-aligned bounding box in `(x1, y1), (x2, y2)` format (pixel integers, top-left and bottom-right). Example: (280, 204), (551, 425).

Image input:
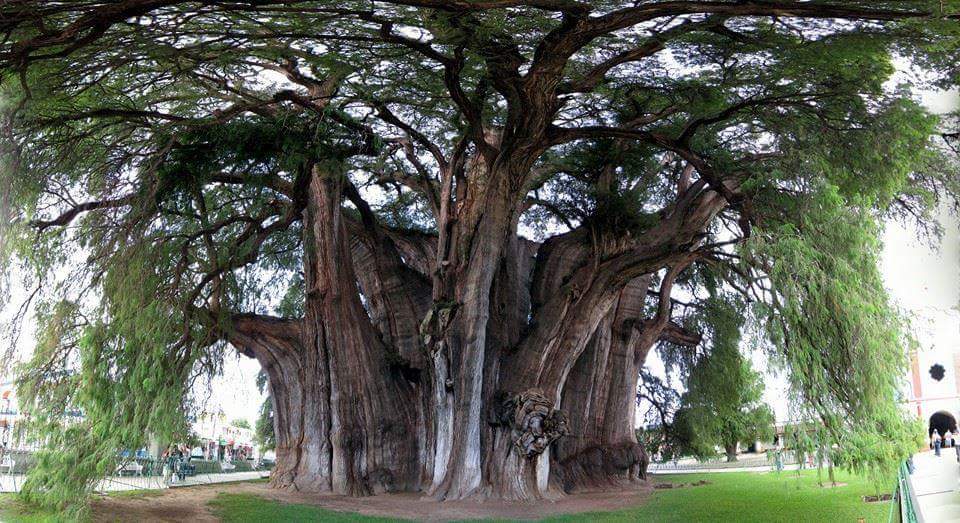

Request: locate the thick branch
(29, 194), (135, 230)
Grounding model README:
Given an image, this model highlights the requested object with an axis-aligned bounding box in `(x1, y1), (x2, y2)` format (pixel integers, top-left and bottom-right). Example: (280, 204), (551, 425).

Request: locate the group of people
(160, 444), (193, 485)
(930, 429), (960, 459)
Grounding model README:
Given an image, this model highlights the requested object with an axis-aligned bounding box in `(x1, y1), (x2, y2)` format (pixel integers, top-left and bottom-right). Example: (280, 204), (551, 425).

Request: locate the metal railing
(0, 453), (272, 493)
(891, 460), (923, 523)
(648, 451), (801, 471)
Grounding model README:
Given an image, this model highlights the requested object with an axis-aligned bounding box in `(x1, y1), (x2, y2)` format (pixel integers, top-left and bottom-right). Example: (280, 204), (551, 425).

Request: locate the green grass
(0, 490), (165, 522)
(0, 494), (65, 523)
(1, 470), (893, 522)
(539, 469), (891, 522)
(209, 469), (892, 522)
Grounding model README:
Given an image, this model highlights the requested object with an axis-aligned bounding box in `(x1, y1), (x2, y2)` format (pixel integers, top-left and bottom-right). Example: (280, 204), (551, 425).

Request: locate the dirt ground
(90, 480), (654, 522)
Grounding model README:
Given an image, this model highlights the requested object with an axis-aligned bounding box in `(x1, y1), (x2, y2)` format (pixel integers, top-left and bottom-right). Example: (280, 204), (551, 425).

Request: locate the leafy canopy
(0, 0), (956, 512)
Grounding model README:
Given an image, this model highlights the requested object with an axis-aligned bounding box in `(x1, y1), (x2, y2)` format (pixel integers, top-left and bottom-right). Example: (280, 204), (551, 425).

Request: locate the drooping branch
(29, 194), (135, 230)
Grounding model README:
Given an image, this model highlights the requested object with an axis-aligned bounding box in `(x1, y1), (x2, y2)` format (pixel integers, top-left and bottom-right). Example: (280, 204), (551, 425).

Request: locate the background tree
(230, 419), (252, 431)
(254, 371), (276, 452)
(673, 298), (774, 462)
(635, 369), (682, 462)
(0, 0), (957, 514)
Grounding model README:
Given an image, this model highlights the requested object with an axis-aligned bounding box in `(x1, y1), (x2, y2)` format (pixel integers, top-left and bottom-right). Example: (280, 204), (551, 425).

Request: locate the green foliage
(253, 397), (276, 452)
(15, 248), (199, 516)
(745, 183), (926, 483)
(230, 419), (251, 430)
(154, 113), (333, 200)
(252, 371), (275, 451)
(583, 187), (660, 238)
(674, 298), (775, 461)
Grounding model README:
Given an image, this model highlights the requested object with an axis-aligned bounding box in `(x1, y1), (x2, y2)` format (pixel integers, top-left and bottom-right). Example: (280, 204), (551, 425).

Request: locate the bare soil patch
(89, 480), (654, 522)
(91, 484), (224, 522)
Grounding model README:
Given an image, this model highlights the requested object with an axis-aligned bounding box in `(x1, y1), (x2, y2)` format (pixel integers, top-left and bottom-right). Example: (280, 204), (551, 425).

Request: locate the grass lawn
(540, 470), (892, 523)
(0, 489), (168, 522)
(0, 494), (64, 523)
(0, 470), (893, 522)
(210, 469), (892, 522)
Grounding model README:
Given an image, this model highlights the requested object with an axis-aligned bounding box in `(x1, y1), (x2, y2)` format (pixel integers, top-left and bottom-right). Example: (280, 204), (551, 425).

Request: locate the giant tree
(0, 0), (958, 512)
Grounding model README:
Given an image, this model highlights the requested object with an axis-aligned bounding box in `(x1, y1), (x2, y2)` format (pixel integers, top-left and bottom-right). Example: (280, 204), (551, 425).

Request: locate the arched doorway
(929, 411), (957, 438)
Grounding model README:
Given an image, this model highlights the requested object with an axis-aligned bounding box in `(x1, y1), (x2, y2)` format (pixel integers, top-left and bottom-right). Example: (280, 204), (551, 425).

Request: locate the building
(905, 307), (960, 435)
(192, 411), (257, 462)
(0, 380), (84, 451)
(887, 204), (960, 436)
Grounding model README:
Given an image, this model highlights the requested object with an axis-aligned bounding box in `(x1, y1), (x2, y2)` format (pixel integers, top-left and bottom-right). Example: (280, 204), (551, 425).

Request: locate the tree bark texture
(223, 161), (727, 500)
(725, 443), (739, 463)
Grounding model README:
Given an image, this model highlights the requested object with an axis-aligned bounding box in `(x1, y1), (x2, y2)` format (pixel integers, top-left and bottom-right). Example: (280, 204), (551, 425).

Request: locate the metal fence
(648, 451), (802, 472)
(891, 460), (923, 523)
(0, 453), (271, 493)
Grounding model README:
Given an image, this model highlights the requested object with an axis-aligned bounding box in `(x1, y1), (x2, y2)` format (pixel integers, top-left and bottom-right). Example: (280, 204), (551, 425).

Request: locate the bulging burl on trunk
(490, 390), (569, 458)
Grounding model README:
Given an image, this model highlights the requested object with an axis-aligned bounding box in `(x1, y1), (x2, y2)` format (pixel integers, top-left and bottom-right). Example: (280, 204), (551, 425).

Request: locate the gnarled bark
(553, 277), (652, 493)
(217, 167), (726, 502)
(304, 167), (420, 495)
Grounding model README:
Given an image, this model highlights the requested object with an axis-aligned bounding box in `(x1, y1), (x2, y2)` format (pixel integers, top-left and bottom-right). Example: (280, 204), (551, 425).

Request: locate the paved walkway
(0, 470), (266, 493)
(910, 449), (960, 521)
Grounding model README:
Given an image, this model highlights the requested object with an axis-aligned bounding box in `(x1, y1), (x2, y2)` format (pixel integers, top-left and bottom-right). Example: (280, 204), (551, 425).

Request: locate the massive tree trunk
(228, 165), (422, 495)
(220, 162), (729, 501)
(552, 277), (652, 493)
(303, 168), (420, 495)
(228, 315), (332, 492)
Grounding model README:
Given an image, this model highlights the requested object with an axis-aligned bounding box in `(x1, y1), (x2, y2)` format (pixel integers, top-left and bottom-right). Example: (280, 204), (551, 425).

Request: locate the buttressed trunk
(230, 165), (422, 495)
(552, 277), (653, 492)
(224, 161), (723, 501)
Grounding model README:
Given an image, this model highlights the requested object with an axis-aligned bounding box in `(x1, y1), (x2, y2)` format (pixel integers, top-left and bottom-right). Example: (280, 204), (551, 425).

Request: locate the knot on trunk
(490, 389), (568, 459)
(419, 302), (457, 350)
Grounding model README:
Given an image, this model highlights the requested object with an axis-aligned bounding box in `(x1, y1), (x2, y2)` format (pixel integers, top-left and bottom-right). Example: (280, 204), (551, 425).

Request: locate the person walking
(774, 440), (784, 473)
(946, 429), (954, 448)
(933, 429), (942, 456)
(173, 446), (186, 482)
(161, 448), (173, 486)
